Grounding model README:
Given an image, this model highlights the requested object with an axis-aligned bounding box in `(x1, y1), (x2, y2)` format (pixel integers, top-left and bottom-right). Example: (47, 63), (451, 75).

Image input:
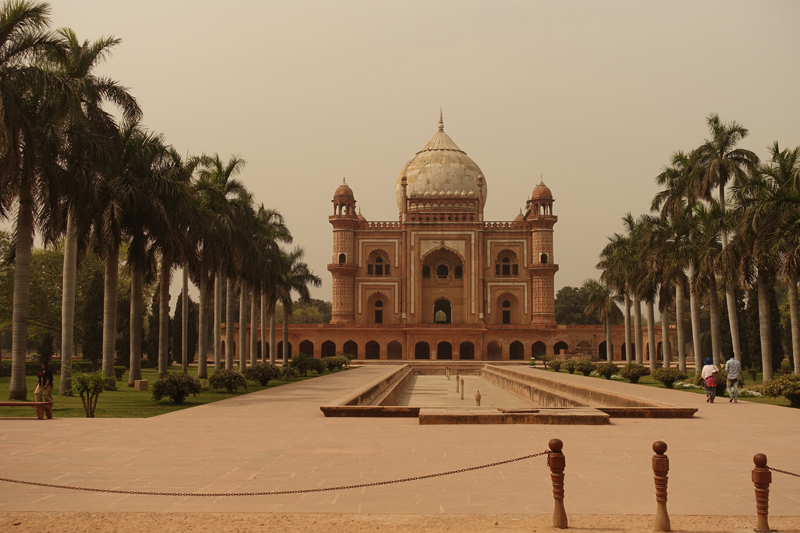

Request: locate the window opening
(454, 266), (463, 279)
(422, 266), (431, 279)
(338, 253), (346, 264)
(437, 265), (449, 279)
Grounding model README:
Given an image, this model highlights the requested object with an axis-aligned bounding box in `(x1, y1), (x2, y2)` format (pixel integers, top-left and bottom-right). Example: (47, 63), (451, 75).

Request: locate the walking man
(724, 353), (741, 404)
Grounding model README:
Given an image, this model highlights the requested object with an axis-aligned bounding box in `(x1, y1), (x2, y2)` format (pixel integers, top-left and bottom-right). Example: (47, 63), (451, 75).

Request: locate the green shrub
(209, 369), (248, 393)
(72, 371), (106, 417)
(244, 363), (282, 385)
(619, 362), (650, 384)
(339, 352), (356, 367)
(114, 366), (127, 380)
(308, 357), (325, 374)
(595, 362), (620, 380)
(548, 360), (563, 372)
(152, 373), (202, 405)
(563, 360), (577, 374)
(321, 356), (345, 371)
(290, 354), (317, 376)
(575, 361), (595, 376)
(281, 367), (299, 381)
(746, 367), (759, 381)
(764, 373), (800, 408)
(652, 367), (689, 388)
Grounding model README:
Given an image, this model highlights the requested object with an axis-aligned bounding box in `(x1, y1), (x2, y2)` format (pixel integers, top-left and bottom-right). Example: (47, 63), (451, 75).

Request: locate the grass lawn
(0, 365), (350, 419)
(532, 364), (792, 407)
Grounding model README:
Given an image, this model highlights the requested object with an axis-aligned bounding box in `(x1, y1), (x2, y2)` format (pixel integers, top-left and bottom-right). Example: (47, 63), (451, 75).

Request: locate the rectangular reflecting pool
(320, 364), (697, 424)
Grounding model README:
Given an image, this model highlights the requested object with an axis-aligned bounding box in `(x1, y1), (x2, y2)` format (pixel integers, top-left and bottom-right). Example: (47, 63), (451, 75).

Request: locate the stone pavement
(0, 366), (798, 517)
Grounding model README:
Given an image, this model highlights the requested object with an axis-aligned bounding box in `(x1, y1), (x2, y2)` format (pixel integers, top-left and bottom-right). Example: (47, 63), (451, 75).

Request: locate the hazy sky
(47, 0), (800, 311)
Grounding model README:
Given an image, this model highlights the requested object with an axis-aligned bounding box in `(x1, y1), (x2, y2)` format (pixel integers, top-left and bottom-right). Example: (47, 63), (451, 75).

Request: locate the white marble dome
(395, 114), (486, 210)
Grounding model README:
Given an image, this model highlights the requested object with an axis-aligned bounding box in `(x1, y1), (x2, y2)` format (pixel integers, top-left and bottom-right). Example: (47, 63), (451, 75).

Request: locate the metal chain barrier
(768, 466), (800, 478)
(0, 449), (550, 497)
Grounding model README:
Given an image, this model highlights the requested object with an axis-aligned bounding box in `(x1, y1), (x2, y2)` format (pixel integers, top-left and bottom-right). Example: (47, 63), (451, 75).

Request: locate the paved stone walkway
(0, 366), (798, 517)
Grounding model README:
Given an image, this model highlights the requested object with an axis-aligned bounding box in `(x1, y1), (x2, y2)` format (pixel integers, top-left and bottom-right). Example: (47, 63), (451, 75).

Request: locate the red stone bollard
(456, 374), (460, 392)
(752, 453), (771, 532)
(548, 438), (568, 529)
(460, 378), (465, 400)
(652, 441), (670, 532)
(475, 390), (481, 406)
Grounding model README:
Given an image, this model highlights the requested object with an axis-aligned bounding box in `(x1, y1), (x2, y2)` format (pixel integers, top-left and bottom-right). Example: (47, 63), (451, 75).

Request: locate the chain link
(0, 450), (550, 497)
(769, 466), (800, 478)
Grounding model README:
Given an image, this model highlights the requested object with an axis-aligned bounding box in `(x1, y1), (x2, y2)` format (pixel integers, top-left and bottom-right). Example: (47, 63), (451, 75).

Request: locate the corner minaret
(527, 180), (559, 325)
(328, 178), (359, 324)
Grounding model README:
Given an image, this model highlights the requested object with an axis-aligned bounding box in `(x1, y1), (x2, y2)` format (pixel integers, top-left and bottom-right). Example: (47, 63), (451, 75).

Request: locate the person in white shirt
(700, 358), (719, 403)
(724, 354), (742, 403)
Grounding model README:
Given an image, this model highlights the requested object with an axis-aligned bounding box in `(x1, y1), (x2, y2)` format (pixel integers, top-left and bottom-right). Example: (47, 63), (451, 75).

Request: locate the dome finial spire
(342, 175), (347, 184)
(438, 107), (444, 132)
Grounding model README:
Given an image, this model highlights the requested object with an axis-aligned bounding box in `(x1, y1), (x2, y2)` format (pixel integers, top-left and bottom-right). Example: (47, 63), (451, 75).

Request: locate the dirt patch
(1, 512), (798, 533)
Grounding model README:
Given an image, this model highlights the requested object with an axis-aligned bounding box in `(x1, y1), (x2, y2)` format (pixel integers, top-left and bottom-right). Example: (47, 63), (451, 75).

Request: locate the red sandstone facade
(221, 116), (679, 363)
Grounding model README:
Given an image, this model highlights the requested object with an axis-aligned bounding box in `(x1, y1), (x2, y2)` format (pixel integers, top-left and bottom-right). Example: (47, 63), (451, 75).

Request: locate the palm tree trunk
(59, 211), (78, 396)
(128, 267), (144, 386)
(623, 294), (632, 362)
(719, 183), (742, 363)
(756, 269), (773, 383)
(269, 312), (276, 365)
(102, 248), (120, 387)
(605, 319), (612, 362)
(260, 288), (267, 364)
(239, 281), (248, 371)
(158, 257), (170, 377)
(661, 307), (671, 369)
(225, 277), (236, 370)
(788, 274), (800, 375)
(9, 202), (34, 400)
(633, 297), (643, 364)
(249, 285), (258, 366)
(675, 278), (686, 373)
(709, 277), (722, 367)
(647, 300), (657, 372)
(688, 262), (703, 372)
(282, 312), (290, 366)
(214, 272), (222, 372)
(181, 263), (189, 375)
(198, 263), (208, 379)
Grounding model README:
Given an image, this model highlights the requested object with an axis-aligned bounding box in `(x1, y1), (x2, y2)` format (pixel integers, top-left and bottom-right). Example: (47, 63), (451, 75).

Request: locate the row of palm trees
(588, 114), (800, 384)
(2, 1), (320, 400)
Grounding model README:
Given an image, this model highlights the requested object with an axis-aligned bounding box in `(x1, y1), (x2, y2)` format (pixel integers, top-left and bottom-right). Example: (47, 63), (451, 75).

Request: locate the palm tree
(50, 29), (141, 388)
(653, 152), (698, 372)
(1, 1), (76, 399)
(597, 232), (633, 362)
(276, 247), (321, 366)
(621, 214), (646, 364)
(689, 202), (725, 367)
(153, 150), (196, 377)
(194, 154), (248, 374)
(694, 114), (759, 363)
(729, 143), (800, 382)
(109, 123), (174, 386)
(583, 278), (622, 361)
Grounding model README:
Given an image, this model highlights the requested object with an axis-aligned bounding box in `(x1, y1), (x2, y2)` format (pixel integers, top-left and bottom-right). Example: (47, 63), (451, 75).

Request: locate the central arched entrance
(433, 298), (451, 324)
(437, 341), (452, 360)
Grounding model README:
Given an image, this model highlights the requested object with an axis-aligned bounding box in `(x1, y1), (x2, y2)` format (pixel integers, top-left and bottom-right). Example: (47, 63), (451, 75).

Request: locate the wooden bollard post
(548, 438), (568, 529)
(460, 378), (465, 400)
(456, 374), (460, 392)
(475, 390), (481, 406)
(652, 441), (670, 532)
(752, 453), (771, 532)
